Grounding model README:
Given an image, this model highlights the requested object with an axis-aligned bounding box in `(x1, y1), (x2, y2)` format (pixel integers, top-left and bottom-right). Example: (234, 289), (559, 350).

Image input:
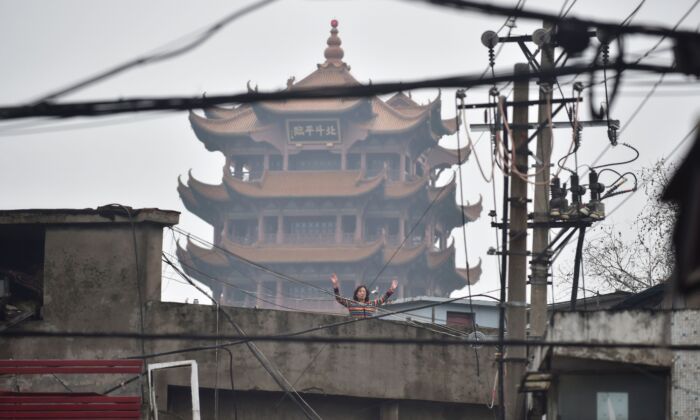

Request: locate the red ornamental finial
(331, 19), (338, 28)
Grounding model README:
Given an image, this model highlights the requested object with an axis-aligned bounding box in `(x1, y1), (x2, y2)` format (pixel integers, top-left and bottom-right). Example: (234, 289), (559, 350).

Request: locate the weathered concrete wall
(2, 215), (495, 418)
(167, 387), (494, 420)
(144, 302), (494, 405)
(671, 310), (700, 419)
(42, 223), (165, 330)
(547, 310), (673, 366)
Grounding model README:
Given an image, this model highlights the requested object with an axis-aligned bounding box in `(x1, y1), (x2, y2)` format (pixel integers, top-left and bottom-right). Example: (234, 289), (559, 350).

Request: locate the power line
(0, 112), (174, 137)
(162, 252), (321, 420)
(587, 0), (700, 169)
(607, 124), (698, 216)
(416, 0), (700, 39)
(168, 232), (477, 339)
(33, 0), (278, 103)
(0, 62), (675, 120)
(7, 329), (700, 351)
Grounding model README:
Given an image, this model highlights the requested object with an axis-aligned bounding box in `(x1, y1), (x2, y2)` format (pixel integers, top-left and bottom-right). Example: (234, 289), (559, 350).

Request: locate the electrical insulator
(549, 177), (568, 219)
(567, 174), (589, 219)
(587, 169), (606, 220)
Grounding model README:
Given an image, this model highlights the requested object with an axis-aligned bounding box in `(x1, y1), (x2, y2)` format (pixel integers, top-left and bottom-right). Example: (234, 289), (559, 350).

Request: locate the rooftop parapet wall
(4, 303), (495, 405)
(545, 310), (674, 367)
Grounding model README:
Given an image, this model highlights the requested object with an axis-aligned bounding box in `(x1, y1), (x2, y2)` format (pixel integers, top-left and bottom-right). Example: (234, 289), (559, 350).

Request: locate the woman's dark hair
(353, 285), (369, 302)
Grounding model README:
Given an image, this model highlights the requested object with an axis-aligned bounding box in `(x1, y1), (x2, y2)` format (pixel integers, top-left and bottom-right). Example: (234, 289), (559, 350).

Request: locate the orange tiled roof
(383, 243), (428, 265)
(461, 195), (484, 222)
(189, 23), (455, 140)
(424, 144), (472, 170)
(218, 236), (384, 264)
(222, 170), (384, 198)
(181, 240), (230, 268)
(385, 175), (430, 199)
(189, 107), (270, 136)
(455, 258), (482, 285)
(427, 244), (456, 269)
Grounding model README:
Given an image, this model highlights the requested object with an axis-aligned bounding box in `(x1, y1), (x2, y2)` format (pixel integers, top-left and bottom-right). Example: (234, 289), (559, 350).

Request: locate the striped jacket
(333, 287), (393, 319)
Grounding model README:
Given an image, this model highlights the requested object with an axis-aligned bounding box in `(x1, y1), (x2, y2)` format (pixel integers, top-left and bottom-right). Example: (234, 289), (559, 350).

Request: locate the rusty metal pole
(506, 63), (529, 420)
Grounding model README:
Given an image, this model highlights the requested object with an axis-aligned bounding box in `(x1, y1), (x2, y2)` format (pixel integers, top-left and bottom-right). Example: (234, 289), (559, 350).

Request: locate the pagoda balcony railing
(366, 167), (400, 181)
(364, 168), (419, 183)
(341, 233), (355, 244)
(231, 235), (257, 245)
(408, 235), (424, 247)
(365, 232), (400, 245)
(229, 170), (264, 182)
(285, 233), (336, 244)
(264, 233), (278, 243)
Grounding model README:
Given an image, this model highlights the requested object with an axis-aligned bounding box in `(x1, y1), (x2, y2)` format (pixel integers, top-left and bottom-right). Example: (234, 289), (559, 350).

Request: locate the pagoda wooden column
(398, 214), (406, 242)
(335, 214), (342, 243)
(283, 152), (289, 170)
(341, 149), (347, 170)
(399, 152), (406, 181)
(256, 281), (264, 309)
(263, 154), (270, 171)
(360, 153), (366, 171)
(277, 215), (283, 244)
(355, 213), (363, 241)
(276, 280), (284, 307)
(257, 215), (264, 243)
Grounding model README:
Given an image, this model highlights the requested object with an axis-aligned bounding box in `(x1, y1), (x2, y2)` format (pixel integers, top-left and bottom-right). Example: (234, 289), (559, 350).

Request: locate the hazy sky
(1, 0), (698, 304)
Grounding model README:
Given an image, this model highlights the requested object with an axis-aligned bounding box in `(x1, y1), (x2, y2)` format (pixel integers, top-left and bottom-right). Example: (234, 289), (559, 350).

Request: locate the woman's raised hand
(330, 273), (339, 288)
(390, 278), (398, 291)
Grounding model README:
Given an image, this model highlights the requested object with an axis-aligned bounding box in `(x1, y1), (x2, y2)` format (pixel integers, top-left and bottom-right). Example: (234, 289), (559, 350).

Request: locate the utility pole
(505, 63), (529, 420)
(530, 21), (555, 338)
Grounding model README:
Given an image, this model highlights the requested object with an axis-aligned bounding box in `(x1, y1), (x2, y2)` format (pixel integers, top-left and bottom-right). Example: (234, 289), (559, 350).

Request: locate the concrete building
(177, 20), (483, 313)
(528, 308), (700, 419)
(384, 296), (500, 330)
(1, 207), (497, 419)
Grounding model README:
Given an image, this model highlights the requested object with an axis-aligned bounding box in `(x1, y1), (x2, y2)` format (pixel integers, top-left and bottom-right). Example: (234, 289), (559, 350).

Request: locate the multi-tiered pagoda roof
(177, 20), (482, 312)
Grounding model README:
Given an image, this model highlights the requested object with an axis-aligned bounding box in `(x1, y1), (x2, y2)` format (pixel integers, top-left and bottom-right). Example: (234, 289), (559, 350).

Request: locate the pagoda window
(288, 283), (326, 300)
(285, 216), (336, 244)
(346, 153), (361, 170)
(230, 155), (264, 181)
(341, 215), (356, 244)
(269, 154), (283, 171)
(228, 219), (258, 245)
(411, 286), (427, 297)
(415, 162), (424, 178)
(288, 151), (341, 171)
(365, 217), (399, 245)
(366, 153), (400, 180)
(407, 220), (424, 246)
(263, 217), (278, 243)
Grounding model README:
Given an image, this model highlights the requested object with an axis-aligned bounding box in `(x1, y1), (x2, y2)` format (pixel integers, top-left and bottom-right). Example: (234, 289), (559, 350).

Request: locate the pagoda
(177, 20), (483, 313)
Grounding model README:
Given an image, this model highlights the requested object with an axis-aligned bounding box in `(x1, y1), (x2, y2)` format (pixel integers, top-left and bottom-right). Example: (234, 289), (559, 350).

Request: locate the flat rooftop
(0, 206), (180, 226)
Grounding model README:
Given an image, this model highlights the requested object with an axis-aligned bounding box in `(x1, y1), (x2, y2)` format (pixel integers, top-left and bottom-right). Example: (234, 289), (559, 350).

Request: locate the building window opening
(263, 217), (278, 243)
(366, 153), (400, 180)
(288, 151), (341, 171)
(341, 216), (356, 243)
(0, 225), (45, 328)
(229, 155), (264, 181)
(228, 219), (258, 245)
(365, 217), (399, 244)
(269, 154), (283, 171)
(346, 154), (361, 170)
(285, 216), (336, 244)
(446, 311), (475, 330)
